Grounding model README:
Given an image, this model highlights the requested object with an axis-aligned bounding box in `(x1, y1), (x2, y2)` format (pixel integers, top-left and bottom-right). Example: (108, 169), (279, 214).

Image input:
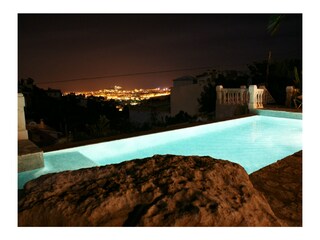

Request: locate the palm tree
(266, 14), (302, 105)
(265, 14), (286, 87)
(267, 14), (286, 36)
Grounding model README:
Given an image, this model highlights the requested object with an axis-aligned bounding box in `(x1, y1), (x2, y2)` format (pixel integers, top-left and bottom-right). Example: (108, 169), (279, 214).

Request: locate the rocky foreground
(18, 152), (302, 227)
(250, 151), (302, 226)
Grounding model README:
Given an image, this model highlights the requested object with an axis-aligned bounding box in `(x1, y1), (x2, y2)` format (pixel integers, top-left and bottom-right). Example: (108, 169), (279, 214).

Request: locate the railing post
(286, 86), (294, 107)
(18, 93), (28, 140)
(248, 85), (257, 110)
(240, 85), (246, 104)
(216, 85), (223, 104)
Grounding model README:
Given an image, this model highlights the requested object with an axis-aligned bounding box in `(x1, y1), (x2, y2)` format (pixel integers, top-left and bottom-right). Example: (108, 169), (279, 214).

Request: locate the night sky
(18, 14), (302, 92)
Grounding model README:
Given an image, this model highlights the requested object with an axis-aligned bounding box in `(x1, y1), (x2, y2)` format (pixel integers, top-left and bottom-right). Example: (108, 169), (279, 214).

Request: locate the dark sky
(18, 14), (302, 92)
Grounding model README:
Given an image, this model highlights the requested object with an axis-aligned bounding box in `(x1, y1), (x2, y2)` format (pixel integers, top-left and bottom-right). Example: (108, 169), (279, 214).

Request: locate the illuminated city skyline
(63, 85), (171, 104)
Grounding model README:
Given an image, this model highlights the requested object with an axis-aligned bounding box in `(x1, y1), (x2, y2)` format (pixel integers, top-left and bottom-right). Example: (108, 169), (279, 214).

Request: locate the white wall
(170, 84), (203, 116)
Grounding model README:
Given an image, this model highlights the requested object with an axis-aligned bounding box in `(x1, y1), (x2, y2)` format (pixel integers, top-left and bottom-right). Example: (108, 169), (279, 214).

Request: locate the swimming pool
(18, 114), (302, 189)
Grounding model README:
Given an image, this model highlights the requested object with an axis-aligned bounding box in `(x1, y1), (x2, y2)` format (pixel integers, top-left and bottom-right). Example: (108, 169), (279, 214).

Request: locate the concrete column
(18, 93), (28, 140)
(286, 86), (294, 107)
(248, 85), (257, 110)
(216, 85), (223, 104)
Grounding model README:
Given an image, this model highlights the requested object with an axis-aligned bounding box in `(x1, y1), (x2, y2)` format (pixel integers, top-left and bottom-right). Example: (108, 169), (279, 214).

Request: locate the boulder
(250, 151), (302, 226)
(18, 155), (281, 226)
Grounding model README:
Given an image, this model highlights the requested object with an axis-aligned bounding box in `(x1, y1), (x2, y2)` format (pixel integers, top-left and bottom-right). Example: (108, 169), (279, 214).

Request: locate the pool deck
(18, 140), (44, 172)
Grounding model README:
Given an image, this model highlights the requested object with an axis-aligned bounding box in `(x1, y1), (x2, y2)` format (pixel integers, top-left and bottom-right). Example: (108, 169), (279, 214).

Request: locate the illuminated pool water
(18, 114), (302, 189)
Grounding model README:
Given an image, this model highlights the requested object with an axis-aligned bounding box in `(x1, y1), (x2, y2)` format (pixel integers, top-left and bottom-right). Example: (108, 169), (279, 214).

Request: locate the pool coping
(252, 109), (302, 120)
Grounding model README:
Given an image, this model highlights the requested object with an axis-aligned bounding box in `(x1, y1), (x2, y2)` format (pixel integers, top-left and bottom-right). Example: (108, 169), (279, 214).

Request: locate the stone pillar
(216, 85), (223, 104)
(286, 86), (294, 107)
(248, 85), (257, 110)
(18, 93), (28, 140)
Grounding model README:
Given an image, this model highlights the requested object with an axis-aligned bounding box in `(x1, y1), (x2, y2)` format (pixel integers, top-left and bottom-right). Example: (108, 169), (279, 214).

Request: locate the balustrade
(255, 89), (264, 108)
(221, 88), (248, 104)
(216, 85), (265, 110)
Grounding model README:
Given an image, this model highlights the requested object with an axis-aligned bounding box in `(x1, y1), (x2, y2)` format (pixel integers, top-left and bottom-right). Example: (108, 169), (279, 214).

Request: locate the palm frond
(267, 15), (286, 36)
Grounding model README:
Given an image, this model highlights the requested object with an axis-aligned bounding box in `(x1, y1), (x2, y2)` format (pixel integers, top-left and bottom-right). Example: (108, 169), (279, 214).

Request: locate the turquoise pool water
(254, 109), (302, 119)
(18, 114), (302, 189)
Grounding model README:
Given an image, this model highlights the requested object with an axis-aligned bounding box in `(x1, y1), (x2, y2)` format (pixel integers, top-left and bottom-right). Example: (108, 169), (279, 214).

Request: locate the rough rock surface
(249, 151), (302, 226)
(18, 155), (281, 226)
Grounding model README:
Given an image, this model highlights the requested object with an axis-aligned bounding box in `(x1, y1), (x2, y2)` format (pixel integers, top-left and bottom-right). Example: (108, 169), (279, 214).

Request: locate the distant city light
(63, 86), (171, 105)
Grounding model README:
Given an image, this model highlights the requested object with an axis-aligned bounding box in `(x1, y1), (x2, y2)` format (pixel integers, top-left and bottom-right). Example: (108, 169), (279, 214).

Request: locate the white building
(170, 72), (216, 116)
